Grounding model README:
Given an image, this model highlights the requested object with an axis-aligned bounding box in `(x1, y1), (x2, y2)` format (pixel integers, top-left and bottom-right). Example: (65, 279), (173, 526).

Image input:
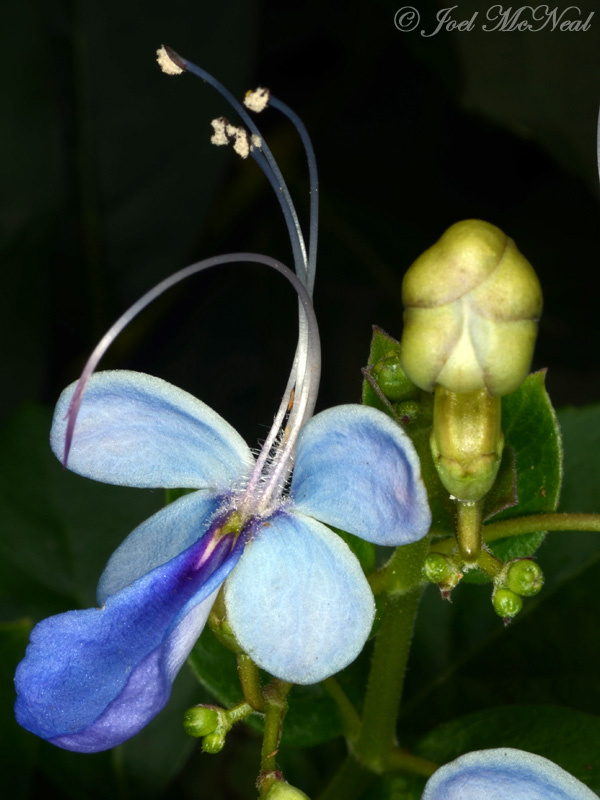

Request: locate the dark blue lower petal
(15, 519), (244, 752)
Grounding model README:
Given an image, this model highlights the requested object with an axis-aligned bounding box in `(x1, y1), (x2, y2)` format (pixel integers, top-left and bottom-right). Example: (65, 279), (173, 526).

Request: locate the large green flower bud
(401, 220), (542, 396)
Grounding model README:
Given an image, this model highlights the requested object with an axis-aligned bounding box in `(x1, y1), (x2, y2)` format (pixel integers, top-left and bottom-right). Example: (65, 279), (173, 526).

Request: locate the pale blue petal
(97, 490), (226, 603)
(290, 405), (431, 545)
(50, 370), (254, 489)
(224, 509), (375, 684)
(422, 749), (597, 800)
(14, 523), (244, 753)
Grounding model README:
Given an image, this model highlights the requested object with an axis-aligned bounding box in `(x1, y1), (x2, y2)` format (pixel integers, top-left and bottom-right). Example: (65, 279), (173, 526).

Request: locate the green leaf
(332, 527), (376, 575)
(362, 327), (420, 413)
(416, 705), (600, 794)
(556, 405), (600, 514)
(403, 402), (600, 739)
(463, 371), (562, 582)
(0, 404), (162, 615)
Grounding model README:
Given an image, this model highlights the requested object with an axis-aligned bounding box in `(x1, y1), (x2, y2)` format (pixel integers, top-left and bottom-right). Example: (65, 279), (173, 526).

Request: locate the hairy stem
(484, 512), (600, 540)
(354, 587), (423, 771)
(260, 680), (292, 776)
(237, 653), (265, 712)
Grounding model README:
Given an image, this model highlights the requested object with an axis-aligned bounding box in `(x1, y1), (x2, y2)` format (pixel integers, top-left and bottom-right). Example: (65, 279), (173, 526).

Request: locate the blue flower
(422, 748), (597, 799)
(14, 370), (430, 753)
(13, 49), (431, 754)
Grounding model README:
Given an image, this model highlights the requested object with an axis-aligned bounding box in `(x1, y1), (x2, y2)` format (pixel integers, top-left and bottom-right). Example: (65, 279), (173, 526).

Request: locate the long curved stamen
(267, 96), (319, 298)
(63, 253), (321, 474)
(157, 47), (322, 501)
(159, 46), (309, 291)
(158, 48), (322, 503)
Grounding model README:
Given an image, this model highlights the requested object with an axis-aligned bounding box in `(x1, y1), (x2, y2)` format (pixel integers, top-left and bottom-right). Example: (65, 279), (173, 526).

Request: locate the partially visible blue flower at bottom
(15, 369), (431, 753)
(422, 748), (597, 800)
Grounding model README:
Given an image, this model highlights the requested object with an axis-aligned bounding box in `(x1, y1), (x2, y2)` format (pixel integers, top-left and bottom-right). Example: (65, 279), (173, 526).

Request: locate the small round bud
(394, 400), (421, 427)
(505, 559), (544, 597)
(401, 220), (542, 396)
(202, 731), (227, 754)
(264, 781), (311, 800)
(372, 355), (419, 402)
(492, 587), (523, 620)
(183, 706), (219, 738)
(423, 553), (454, 584)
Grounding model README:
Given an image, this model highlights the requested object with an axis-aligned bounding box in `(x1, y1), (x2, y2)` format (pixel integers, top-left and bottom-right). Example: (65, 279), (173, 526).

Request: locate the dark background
(4, 0), (600, 442)
(3, 1), (600, 798)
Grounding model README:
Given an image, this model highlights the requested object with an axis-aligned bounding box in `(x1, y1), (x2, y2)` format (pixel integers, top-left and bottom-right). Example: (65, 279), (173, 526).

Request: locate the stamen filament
(63, 253), (321, 482)
(158, 47), (322, 508)
(268, 96), (319, 297)
(162, 47), (309, 291)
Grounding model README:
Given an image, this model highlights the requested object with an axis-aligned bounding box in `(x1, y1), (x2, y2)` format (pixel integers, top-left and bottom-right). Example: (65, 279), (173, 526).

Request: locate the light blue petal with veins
(224, 509), (375, 684)
(50, 370), (254, 490)
(422, 749), (597, 800)
(15, 525), (244, 753)
(290, 405), (431, 545)
(97, 489), (226, 603)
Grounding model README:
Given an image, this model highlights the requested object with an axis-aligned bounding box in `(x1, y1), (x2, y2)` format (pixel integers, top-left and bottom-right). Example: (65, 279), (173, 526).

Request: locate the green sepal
(464, 371), (562, 583)
(362, 327), (420, 412)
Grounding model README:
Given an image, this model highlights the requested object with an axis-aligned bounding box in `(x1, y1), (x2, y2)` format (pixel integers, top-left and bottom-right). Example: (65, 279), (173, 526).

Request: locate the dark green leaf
(0, 404), (162, 616)
(403, 402), (600, 740)
(463, 371), (562, 581)
(333, 527), (376, 575)
(416, 705), (600, 794)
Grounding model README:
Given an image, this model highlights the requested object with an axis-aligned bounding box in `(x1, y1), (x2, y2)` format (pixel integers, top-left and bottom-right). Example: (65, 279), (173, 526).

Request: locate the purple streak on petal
(97, 490), (225, 604)
(15, 516), (247, 752)
(422, 749), (597, 800)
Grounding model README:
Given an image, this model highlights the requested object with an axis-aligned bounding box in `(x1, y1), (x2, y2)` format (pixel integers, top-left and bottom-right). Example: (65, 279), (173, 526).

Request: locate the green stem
(323, 677), (361, 739)
(355, 539), (428, 772)
(456, 500), (483, 562)
(484, 512), (600, 541)
(383, 747), (438, 777)
(260, 680), (291, 775)
(354, 587), (423, 772)
(432, 512), (600, 553)
(237, 653), (265, 712)
(225, 700), (255, 727)
(476, 550), (504, 578)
